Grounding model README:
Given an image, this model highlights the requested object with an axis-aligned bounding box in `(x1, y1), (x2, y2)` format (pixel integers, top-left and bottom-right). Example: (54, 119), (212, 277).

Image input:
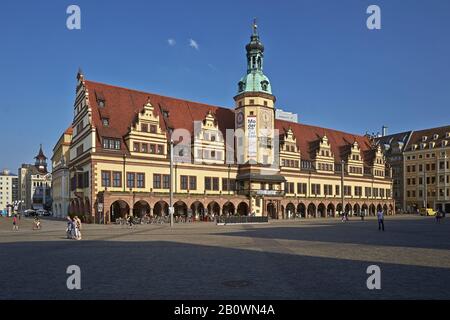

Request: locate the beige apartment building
(403, 126), (450, 213)
(0, 169), (18, 213)
(62, 23), (394, 223)
(51, 127), (73, 218)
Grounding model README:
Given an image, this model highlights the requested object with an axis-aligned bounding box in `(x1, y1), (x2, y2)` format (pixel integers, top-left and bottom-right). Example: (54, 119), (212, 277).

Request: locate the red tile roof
(65, 126), (73, 135)
(84, 80), (375, 164)
(275, 120), (374, 163)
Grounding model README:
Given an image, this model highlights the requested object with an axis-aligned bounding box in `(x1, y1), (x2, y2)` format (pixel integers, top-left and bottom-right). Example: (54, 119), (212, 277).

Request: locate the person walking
(74, 216), (82, 240)
(66, 217), (74, 239)
(436, 209), (443, 224)
(377, 209), (385, 231)
(33, 217), (41, 230)
(12, 214), (19, 231)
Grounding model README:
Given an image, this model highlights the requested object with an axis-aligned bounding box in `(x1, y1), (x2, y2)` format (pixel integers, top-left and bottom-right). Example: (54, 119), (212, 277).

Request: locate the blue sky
(1, 0), (449, 171)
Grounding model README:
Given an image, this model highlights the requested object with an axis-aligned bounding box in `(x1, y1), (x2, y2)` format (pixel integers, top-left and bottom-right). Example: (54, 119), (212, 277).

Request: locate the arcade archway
(190, 201), (205, 219)
(318, 203), (326, 218)
(153, 201), (169, 216)
(110, 200), (130, 222)
(133, 200), (150, 218)
(307, 203), (316, 218)
(222, 202), (235, 216)
(237, 202), (249, 216)
(327, 203), (335, 217)
(286, 203), (296, 219)
(207, 201), (221, 216)
(174, 201), (188, 216)
(297, 203), (306, 218)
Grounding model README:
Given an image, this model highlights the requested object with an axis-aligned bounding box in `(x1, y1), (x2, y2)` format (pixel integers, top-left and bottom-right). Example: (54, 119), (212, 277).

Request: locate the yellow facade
(404, 136), (450, 212)
(51, 129), (72, 217)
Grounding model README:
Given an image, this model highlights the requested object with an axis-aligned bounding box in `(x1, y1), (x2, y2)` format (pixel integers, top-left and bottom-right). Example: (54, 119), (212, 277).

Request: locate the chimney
(382, 125), (388, 137)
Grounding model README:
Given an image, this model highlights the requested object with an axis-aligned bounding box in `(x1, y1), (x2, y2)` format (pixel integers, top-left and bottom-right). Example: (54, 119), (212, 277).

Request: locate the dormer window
(446, 132), (450, 138)
(261, 80), (269, 91)
(238, 81), (245, 92)
(422, 136), (428, 142)
(95, 90), (106, 107)
(102, 118), (109, 127)
(433, 134), (439, 140)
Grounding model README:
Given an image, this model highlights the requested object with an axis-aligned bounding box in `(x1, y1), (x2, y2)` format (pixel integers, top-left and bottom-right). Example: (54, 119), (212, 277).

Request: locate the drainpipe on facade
(424, 171), (427, 209)
(122, 154), (126, 193)
(169, 139), (174, 227)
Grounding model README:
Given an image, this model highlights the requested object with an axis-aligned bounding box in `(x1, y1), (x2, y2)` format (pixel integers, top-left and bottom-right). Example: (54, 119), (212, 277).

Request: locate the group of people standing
(340, 210), (385, 231)
(66, 216), (82, 240)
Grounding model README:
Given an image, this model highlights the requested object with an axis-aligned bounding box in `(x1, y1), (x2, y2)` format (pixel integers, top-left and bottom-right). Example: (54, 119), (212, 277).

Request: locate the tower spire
(34, 144), (48, 173)
(236, 19), (272, 95)
(252, 18), (258, 36)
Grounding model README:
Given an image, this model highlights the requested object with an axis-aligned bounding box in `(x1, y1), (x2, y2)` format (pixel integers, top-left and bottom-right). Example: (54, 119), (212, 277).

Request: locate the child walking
(12, 214), (19, 231)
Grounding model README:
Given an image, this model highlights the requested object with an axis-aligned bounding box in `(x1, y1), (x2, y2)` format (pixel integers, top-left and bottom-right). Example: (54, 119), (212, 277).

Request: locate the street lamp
(341, 159), (345, 217)
(423, 171), (427, 209)
(169, 138), (174, 227)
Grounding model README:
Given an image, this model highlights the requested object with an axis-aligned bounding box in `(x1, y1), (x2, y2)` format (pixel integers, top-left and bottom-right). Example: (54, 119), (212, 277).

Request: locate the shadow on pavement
(0, 240), (449, 300)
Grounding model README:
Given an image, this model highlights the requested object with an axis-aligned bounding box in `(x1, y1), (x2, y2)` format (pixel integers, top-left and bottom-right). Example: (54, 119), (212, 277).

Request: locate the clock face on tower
(236, 111), (244, 127)
(261, 110), (272, 129)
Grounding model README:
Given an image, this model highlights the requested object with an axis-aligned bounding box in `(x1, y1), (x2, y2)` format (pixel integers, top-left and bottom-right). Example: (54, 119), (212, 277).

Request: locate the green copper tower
(237, 19), (273, 95)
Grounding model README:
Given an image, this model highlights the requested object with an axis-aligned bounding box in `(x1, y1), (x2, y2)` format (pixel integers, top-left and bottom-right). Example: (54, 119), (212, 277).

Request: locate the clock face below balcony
(261, 110), (272, 129)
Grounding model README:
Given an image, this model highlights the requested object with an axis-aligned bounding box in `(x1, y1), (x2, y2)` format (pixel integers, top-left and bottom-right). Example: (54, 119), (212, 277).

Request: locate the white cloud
(167, 38), (176, 46)
(189, 39), (199, 50)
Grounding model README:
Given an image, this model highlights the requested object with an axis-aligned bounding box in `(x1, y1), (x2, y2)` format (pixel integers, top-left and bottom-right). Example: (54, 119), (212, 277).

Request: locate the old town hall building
(64, 24), (394, 223)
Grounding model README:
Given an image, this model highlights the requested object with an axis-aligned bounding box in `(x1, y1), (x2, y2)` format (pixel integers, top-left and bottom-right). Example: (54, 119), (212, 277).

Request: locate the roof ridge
(85, 79), (228, 110)
(276, 119), (367, 139)
(411, 124), (450, 134)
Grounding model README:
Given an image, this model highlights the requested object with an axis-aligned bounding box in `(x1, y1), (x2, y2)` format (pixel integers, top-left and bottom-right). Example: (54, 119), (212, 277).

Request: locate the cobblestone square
(0, 215), (449, 299)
